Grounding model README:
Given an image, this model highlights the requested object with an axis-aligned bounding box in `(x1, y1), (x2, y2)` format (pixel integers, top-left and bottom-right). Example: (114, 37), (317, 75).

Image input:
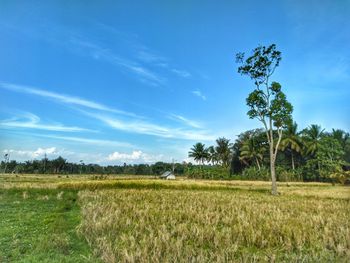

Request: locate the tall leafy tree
(188, 143), (209, 168)
(236, 44), (293, 195)
(280, 122), (302, 170)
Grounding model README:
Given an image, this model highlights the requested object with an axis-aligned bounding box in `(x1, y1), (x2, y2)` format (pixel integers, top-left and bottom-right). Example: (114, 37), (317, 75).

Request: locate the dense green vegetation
(189, 125), (350, 184)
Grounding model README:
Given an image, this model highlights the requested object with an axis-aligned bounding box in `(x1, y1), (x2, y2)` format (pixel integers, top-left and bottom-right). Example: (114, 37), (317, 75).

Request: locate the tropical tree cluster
(188, 138), (233, 168)
(188, 124), (350, 184)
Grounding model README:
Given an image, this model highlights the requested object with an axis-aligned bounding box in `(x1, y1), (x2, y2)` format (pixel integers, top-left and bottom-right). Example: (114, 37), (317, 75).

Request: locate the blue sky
(0, 0), (349, 164)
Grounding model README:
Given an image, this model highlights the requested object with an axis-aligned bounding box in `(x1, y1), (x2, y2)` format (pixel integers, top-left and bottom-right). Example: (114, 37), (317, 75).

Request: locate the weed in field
(22, 191), (28, 199)
(56, 191), (64, 200)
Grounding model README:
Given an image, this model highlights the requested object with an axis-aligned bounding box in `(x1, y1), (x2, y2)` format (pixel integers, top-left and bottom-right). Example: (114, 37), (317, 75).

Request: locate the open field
(1, 174), (349, 262)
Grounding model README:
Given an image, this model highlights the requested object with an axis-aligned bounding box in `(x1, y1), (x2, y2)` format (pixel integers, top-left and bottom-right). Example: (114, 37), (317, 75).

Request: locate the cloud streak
(85, 111), (215, 141)
(0, 112), (91, 132)
(40, 134), (134, 148)
(192, 90), (207, 101)
(0, 82), (138, 117)
(171, 69), (191, 78)
(69, 37), (165, 85)
(1, 82), (215, 141)
(169, 114), (202, 128)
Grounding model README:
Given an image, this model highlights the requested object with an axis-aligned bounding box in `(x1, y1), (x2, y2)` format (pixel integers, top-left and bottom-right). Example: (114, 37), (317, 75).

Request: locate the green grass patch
(0, 188), (100, 263)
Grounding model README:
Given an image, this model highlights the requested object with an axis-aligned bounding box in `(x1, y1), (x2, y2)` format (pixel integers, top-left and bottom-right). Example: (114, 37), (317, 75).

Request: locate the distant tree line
(0, 156), (188, 176)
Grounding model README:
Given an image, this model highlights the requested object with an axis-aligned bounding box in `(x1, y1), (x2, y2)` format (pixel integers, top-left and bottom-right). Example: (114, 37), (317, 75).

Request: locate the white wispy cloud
(0, 112), (91, 132)
(168, 114), (202, 128)
(69, 35), (190, 83)
(136, 50), (166, 63)
(2, 147), (103, 163)
(85, 111), (215, 141)
(1, 82), (214, 141)
(108, 150), (163, 163)
(192, 90), (207, 101)
(40, 134), (134, 148)
(3, 22), (191, 83)
(0, 82), (138, 117)
(171, 69), (191, 78)
(3, 147), (58, 159)
(137, 50), (192, 79)
(69, 37), (165, 85)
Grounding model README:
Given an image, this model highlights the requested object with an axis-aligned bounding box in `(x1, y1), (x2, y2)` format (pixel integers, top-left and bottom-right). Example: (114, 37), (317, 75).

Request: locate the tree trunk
(291, 152), (295, 170)
(317, 160), (321, 181)
(270, 152), (277, 195)
(268, 120), (278, 195)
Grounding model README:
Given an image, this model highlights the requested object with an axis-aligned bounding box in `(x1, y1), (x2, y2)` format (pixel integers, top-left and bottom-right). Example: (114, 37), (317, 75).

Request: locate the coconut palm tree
(239, 136), (265, 170)
(207, 146), (218, 165)
(215, 137), (233, 168)
(188, 143), (209, 168)
(331, 129), (349, 150)
(280, 122), (302, 170)
(302, 124), (324, 155)
(302, 124), (325, 176)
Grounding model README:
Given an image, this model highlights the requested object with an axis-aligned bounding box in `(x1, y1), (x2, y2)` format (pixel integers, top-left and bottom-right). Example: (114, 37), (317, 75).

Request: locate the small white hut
(160, 171), (176, 180)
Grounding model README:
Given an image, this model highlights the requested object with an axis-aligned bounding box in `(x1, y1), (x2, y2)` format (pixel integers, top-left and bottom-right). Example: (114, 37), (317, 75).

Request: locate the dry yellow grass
(1, 174), (349, 199)
(78, 188), (350, 262)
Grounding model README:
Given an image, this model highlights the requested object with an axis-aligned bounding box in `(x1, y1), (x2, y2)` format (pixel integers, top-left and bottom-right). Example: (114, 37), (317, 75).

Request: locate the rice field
(1, 174), (349, 262)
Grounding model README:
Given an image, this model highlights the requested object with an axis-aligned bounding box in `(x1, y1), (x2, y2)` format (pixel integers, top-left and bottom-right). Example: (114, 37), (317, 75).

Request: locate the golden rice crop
(78, 189), (350, 262)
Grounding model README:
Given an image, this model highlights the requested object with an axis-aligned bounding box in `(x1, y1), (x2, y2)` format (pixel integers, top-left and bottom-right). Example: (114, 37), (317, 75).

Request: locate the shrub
(237, 167), (303, 182)
(241, 167), (270, 181)
(276, 167), (303, 182)
(186, 166), (231, 180)
(330, 171), (350, 185)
